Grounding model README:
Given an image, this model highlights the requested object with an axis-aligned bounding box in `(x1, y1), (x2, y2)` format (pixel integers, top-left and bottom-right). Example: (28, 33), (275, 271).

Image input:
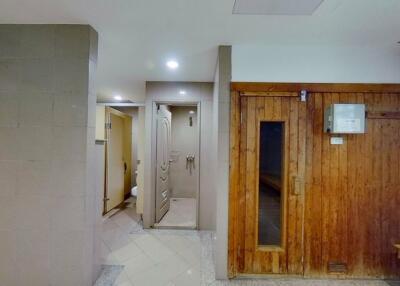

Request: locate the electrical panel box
(324, 104), (366, 134)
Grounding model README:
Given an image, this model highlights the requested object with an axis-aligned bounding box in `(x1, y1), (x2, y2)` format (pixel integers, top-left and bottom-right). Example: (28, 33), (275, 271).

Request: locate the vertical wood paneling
(304, 92), (400, 279)
(244, 97), (257, 273)
(228, 91), (240, 277)
(238, 97), (248, 273)
(230, 88), (400, 279)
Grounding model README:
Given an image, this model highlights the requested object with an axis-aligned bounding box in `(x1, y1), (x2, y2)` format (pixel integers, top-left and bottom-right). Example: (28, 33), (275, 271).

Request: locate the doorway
(104, 107), (133, 214)
(229, 93), (306, 275)
(154, 104), (200, 229)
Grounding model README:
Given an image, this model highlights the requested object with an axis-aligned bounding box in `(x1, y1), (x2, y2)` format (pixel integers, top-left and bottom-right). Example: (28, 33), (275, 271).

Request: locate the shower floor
(155, 198), (196, 229)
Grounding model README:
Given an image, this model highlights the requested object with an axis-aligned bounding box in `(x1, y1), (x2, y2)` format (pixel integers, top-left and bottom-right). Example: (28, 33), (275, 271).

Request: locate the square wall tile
(17, 125), (52, 161)
(88, 59), (97, 94)
(0, 60), (19, 92)
(0, 195), (17, 230)
(50, 265), (86, 286)
(0, 127), (19, 160)
(89, 27), (98, 62)
(0, 93), (19, 127)
(20, 25), (55, 59)
(53, 92), (88, 127)
(50, 230), (85, 269)
(19, 92), (53, 126)
(87, 94), (97, 128)
(52, 126), (87, 162)
(19, 59), (55, 93)
(16, 160), (52, 197)
(0, 25), (21, 59)
(55, 58), (89, 93)
(15, 195), (51, 230)
(55, 25), (89, 59)
(50, 196), (86, 231)
(0, 160), (17, 197)
(15, 229), (50, 286)
(0, 230), (17, 286)
(50, 160), (86, 197)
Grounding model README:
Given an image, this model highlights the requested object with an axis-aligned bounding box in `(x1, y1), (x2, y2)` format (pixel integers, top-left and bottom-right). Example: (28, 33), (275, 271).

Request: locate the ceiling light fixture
(114, 95), (122, 101)
(179, 90), (187, 95)
(166, 60), (179, 70)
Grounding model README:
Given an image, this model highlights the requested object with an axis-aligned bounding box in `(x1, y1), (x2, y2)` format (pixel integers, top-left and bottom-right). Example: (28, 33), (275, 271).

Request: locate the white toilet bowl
(131, 186), (138, 197)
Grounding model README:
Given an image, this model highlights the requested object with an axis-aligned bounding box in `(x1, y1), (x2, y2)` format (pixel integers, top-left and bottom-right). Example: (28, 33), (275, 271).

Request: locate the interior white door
(155, 105), (172, 222)
(106, 112), (125, 212)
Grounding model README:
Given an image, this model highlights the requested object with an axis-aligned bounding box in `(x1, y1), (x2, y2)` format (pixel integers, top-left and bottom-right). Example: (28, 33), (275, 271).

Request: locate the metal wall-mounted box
(324, 104), (366, 134)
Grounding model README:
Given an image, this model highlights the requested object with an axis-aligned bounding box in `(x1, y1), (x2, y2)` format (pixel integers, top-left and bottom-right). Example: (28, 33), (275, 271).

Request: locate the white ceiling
(0, 0), (399, 102)
(233, 0), (324, 15)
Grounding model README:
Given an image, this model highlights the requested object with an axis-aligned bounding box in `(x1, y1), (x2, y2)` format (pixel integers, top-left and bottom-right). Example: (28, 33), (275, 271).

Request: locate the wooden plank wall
(304, 92), (400, 279)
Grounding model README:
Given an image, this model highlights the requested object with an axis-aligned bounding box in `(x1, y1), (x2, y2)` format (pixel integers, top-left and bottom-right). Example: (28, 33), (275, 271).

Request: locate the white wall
(144, 82), (214, 230)
(170, 106), (198, 199)
(233, 45), (400, 83)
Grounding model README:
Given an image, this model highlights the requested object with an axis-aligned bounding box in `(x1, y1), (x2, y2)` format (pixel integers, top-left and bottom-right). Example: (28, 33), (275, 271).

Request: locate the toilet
(131, 186), (138, 197)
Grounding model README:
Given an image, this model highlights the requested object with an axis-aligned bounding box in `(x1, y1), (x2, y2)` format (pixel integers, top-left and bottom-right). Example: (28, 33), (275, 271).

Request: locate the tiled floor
(155, 198), (197, 228)
(101, 198), (392, 286)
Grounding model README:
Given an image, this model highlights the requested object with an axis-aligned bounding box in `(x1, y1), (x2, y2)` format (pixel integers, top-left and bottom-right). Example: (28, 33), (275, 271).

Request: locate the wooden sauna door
(236, 95), (307, 275)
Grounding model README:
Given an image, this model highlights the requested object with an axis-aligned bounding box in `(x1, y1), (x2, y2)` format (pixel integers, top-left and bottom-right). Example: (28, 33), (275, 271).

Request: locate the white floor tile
(111, 241), (143, 263)
(155, 198), (196, 228)
(171, 266), (201, 286)
(101, 198), (390, 286)
(123, 253), (156, 280)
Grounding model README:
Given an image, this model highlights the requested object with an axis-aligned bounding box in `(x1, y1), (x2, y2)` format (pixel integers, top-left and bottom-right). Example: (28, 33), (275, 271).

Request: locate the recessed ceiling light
(114, 95), (122, 101)
(166, 60), (179, 70)
(179, 90), (187, 95)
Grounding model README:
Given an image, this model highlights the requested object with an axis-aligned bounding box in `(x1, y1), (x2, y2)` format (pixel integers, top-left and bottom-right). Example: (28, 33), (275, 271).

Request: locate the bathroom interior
(97, 104), (199, 229)
(154, 104), (199, 229)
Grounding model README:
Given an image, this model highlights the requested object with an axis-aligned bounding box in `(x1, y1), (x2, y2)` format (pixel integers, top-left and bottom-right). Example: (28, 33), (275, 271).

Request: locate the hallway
(101, 199), (215, 286)
(100, 199), (393, 286)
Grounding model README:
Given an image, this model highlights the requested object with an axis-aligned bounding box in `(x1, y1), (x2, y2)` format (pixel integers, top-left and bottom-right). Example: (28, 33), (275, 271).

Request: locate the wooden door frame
(104, 107), (132, 214)
(228, 82), (400, 278)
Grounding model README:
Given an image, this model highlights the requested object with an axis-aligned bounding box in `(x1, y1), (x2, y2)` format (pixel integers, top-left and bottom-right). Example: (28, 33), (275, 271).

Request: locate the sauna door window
(258, 121), (284, 246)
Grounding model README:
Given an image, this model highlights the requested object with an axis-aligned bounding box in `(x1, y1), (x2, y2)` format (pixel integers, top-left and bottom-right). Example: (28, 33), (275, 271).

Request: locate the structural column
(0, 24), (100, 286)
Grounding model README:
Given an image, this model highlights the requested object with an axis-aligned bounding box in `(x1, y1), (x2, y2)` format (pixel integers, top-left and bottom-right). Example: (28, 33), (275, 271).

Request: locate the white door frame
(147, 100), (201, 229)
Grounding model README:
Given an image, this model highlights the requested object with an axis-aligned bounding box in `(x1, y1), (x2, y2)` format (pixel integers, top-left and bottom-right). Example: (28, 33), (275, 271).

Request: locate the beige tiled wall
(169, 106), (199, 199)
(213, 46), (231, 280)
(0, 24), (100, 286)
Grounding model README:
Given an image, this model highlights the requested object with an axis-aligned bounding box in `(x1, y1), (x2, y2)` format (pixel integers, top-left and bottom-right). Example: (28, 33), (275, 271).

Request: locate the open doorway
(96, 105), (145, 222)
(154, 104), (199, 229)
(104, 107), (132, 213)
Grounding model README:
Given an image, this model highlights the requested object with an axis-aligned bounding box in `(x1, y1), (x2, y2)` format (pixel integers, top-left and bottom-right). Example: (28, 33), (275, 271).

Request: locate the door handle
(124, 162), (127, 173)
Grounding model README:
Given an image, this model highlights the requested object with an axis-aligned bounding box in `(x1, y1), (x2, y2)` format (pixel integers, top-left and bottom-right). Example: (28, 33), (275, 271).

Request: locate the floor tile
(171, 266), (201, 286)
(155, 198), (196, 228)
(123, 253), (156, 280)
(111, 241), (142, 263)
(101, 198), (392, 286)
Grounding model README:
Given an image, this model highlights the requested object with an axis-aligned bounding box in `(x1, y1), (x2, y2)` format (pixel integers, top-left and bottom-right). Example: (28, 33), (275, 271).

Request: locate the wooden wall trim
(228, 90), (240, 278)
(240, 91), (298, 97)
(231, 82), (400, 94)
